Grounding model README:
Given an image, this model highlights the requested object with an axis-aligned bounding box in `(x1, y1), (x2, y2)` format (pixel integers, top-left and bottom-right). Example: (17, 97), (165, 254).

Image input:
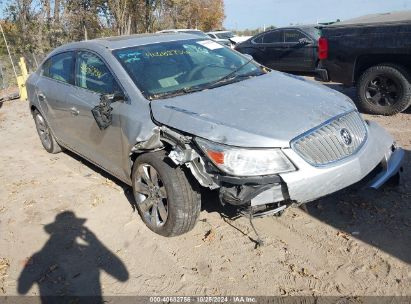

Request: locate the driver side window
(284, 30), (307, 43)
(75, 51), (120, 94)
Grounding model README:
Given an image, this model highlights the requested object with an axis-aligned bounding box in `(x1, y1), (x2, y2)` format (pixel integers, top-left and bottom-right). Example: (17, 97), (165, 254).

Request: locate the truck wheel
(356, 64), (411, 115)
(132, 151), (201, 236)
(33, 110), (62, 154)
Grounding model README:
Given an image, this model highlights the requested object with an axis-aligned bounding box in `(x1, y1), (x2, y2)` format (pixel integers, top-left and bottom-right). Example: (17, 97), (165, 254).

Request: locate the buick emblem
(340, 128), (352, 146)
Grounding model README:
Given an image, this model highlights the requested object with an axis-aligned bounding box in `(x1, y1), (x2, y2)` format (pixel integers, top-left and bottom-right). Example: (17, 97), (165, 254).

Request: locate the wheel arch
(354, 54), (411, 83)
(128, 126), (219, 190)
(129, 140), (175, 177)
(30, 104), (38, 113)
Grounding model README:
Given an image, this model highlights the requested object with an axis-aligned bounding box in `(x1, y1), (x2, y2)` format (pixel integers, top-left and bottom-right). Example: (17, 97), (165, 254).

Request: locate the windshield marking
(113, 39), (264, 100)
(197, 40), (224, 50)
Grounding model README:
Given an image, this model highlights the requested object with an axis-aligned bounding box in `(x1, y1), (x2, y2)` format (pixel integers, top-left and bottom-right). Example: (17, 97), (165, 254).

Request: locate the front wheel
(132, 151), (201, 236)
(356, 64), (411, 115)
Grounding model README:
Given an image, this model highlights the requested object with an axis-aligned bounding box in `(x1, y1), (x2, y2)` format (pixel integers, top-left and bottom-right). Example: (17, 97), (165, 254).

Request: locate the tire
(132, 151), (201, 236)
(356, 64), (411, 115)
(32, 110), (62, 154)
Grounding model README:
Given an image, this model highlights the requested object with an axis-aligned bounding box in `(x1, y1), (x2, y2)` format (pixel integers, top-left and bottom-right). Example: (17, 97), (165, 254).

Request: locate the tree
(159, 0), (224, 31)
(1, 0), (225, 55)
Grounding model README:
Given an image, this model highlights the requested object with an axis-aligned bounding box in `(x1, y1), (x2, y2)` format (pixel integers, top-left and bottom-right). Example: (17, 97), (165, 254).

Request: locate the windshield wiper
(148, 86), (205, 100)
(204, 58), (255, 89)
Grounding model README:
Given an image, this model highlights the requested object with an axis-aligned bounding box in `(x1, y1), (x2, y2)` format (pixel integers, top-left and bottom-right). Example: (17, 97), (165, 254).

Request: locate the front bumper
(250, 121), (404, 206)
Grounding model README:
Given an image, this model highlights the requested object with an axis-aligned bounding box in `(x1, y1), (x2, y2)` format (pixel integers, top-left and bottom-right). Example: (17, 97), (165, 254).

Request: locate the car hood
(150, 71), (356, 148)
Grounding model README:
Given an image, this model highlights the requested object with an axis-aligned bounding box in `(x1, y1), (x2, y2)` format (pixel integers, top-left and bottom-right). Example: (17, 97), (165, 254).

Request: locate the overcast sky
(224, 0), (411, 30)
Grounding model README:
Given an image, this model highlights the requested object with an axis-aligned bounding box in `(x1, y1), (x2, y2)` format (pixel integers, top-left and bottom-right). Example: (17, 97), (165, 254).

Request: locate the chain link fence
(0, 52), (46, 100)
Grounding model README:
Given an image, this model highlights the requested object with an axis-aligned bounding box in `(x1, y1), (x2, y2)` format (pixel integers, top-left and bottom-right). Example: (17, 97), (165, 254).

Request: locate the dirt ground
(0, 81), (410, 298)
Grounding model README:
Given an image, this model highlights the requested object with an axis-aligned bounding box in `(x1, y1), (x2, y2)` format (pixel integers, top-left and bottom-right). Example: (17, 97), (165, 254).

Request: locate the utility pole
(0, 22), (18, 81)
(0, 61), (5, 89)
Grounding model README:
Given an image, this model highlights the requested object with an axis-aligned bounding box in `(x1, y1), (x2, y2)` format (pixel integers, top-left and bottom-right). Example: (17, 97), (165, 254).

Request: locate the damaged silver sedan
(26, 33), (405, 236)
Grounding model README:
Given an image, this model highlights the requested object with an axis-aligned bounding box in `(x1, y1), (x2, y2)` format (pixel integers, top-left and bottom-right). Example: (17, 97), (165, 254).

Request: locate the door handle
(70, 107), (79, 116)
(38, 93), (46, 101)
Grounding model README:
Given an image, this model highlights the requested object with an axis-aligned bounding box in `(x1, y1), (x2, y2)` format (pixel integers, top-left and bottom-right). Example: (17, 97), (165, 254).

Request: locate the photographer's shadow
(17, 211), (129, 303)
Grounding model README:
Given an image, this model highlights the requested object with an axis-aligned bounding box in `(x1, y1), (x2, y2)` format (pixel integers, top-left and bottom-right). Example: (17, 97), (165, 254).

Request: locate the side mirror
(105, 91), (126, 104)
(298, 38), (310, 45)
(91, 92), (125, 130)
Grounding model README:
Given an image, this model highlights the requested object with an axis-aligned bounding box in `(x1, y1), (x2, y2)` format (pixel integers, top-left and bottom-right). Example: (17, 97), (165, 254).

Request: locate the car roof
(207, 31), (232, 34)
(158, 29), (202, 32)
(273, 25), (318, 31)
(257, 25), (320, 39)
(52, 33), (201, 53)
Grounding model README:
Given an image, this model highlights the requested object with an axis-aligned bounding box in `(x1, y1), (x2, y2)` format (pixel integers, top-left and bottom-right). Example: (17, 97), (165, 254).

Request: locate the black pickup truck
(317, 11), (411, 115)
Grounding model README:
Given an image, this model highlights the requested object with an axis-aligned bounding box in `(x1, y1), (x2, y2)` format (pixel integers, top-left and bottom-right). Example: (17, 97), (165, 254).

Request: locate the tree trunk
(42, 0), (51, 21)
(54, 0), (60, 23)
(84, 24), (88, 40)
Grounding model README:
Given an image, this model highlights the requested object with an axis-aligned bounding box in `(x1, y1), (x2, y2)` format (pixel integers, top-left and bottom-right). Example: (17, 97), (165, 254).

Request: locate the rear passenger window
(262, 31), (283, 43)
(75, 51), (120, 94)
(252, 35), (263, 44)
(42, 52), (74, 84)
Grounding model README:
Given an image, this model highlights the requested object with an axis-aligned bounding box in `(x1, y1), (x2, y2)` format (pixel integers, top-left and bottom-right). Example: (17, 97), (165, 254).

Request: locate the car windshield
(113, 39), (263, 100)
(215, 32), (234, 39)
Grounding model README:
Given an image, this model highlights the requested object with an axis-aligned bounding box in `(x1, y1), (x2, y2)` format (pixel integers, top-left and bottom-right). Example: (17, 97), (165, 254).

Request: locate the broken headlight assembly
(195, 138), (296, 176)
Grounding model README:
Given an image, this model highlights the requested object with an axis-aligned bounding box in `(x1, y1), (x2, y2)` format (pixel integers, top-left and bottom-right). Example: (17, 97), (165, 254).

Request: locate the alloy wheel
(35, 114), (52, 150)
(365, 75), (401, 107)
(134, 164), (168, 227)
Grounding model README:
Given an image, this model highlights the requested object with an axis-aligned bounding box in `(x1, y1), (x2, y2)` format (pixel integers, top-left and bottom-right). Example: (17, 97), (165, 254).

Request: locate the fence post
(17, 57), (28, 101)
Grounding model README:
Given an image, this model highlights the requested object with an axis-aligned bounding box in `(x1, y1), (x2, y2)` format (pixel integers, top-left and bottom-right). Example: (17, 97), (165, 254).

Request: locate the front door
(64, 51), (126, 178)
(278, 29), (315, 72)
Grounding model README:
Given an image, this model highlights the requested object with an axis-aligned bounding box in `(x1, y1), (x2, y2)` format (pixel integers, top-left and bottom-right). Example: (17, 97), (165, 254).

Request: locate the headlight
(195, 138), (296, 176)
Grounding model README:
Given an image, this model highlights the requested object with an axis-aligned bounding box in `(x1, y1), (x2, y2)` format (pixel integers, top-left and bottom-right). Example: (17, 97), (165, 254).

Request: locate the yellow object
(17, 57), (28, 101)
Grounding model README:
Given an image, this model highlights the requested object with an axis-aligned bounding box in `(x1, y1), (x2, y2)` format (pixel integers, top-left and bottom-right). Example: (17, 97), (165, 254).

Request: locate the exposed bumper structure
(250, 121), (403, 206)
(369, 145), (404, 189)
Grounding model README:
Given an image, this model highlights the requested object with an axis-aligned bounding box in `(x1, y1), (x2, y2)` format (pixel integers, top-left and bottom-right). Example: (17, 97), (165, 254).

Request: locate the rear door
(64, 50), (126, 176)
(34, 51), (76, 143)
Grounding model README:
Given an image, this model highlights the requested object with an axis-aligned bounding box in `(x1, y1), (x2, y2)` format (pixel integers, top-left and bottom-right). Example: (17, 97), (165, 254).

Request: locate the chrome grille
(291, 111), (367, 166)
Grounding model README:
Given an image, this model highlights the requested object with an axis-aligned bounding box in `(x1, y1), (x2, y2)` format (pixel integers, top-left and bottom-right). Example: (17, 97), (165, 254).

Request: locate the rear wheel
(356, 64), (411, 115)
(132, 151), (201, 236)
(33, 110), (62, 154)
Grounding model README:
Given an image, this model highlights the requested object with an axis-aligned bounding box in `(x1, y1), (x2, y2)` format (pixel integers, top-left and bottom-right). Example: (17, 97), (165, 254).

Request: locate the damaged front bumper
(253, 120), (403, 206)
(214, 120), (404, 208)
(137, 121), (403, 211)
